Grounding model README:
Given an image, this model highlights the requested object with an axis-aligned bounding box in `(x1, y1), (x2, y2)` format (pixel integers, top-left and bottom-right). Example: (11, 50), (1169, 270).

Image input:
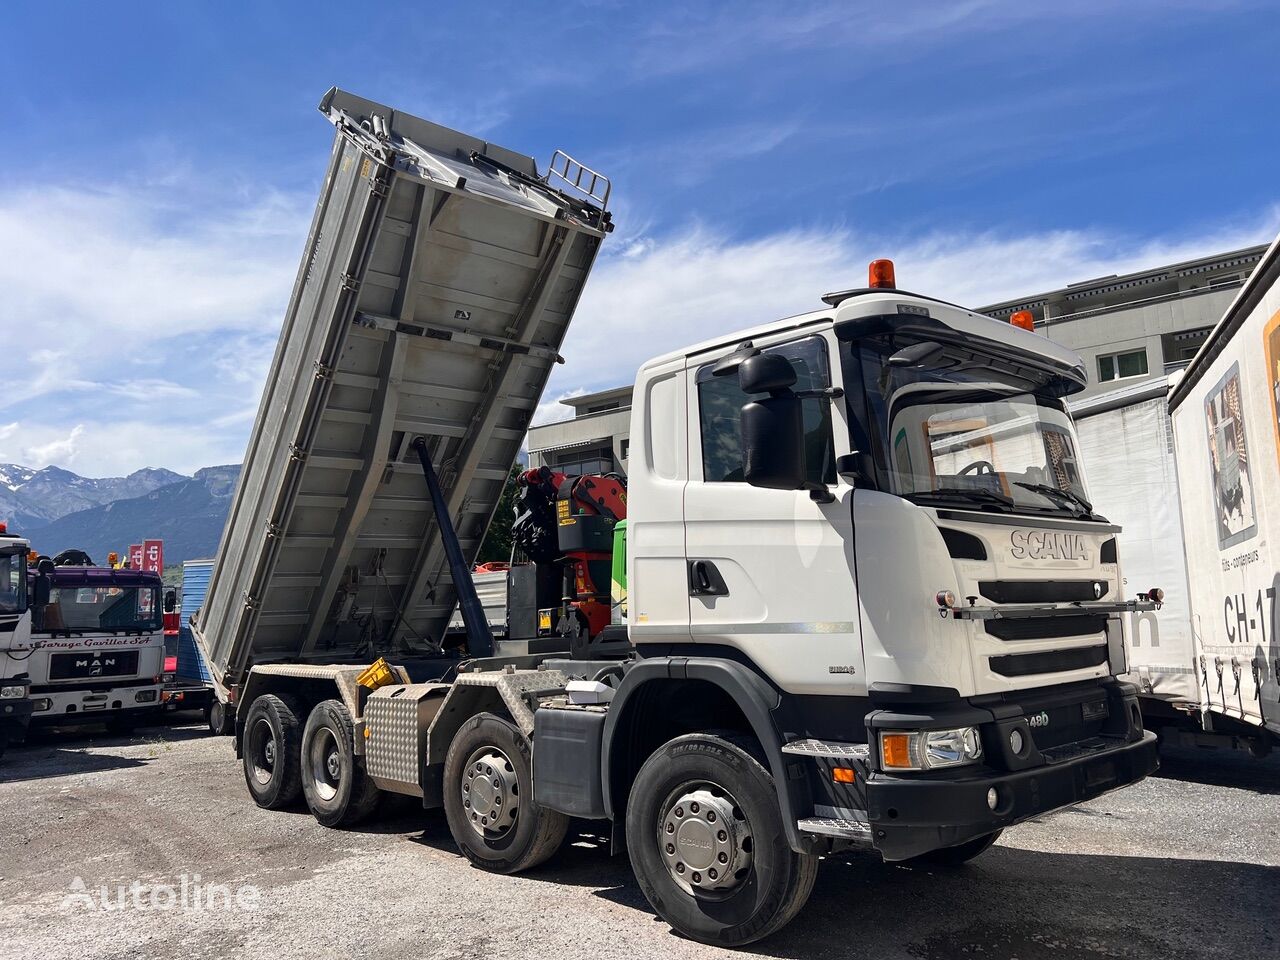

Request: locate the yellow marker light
(364, 727), (371, 739)
(832, 767), (856, 784)
(880, 733), (915, 769)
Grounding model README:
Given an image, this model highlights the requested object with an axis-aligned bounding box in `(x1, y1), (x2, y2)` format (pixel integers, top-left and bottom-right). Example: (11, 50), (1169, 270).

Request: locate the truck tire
(901, 829), (1002, 867)
(442, 712), (568, 874)
(626, 733), (818, 947)
(242, 693), (303, 809)
(300, 699), (381, 828)
(207, 700), (234, 736)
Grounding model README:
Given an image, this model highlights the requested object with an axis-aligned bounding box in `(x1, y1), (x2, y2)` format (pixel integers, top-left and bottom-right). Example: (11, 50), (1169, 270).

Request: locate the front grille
(989, 644), (1107, 678)
(48, 650), (140, 681)
(978, 580), (1108, 603)
(985, 615), (1108, 641)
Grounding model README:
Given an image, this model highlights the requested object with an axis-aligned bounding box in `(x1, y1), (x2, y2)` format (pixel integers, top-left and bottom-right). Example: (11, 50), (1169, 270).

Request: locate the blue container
(178, 560), (215, 683)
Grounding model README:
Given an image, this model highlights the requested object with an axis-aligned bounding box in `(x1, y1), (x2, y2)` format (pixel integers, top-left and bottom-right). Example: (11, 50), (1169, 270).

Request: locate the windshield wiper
(911, 487), (1015, 508)
(1012, 481), (1096, 516)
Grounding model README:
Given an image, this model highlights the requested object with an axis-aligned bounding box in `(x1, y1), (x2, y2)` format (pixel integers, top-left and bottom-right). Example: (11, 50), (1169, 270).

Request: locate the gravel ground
(1, 717), (1277, 960)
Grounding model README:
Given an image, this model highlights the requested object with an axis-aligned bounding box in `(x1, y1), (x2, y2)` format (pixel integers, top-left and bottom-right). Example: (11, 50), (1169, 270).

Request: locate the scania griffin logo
(1009, 529), (1090, 561)
(1027, 711), (1050, 728)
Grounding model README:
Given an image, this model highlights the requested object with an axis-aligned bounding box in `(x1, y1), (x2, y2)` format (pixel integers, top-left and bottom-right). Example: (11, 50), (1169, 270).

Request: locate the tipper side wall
(193, 89), (610, 690)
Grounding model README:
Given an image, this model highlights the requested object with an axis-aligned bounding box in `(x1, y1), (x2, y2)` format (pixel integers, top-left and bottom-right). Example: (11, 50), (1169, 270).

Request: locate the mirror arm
(793, 386), (843, 400)
(804, 482), (836, 504)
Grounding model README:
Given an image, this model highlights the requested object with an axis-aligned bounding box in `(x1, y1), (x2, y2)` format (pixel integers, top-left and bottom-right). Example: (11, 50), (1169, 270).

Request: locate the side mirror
(164, 590), (177, 613)
(836, 453), (863, 485)
(739, 353), (796, 394)
(738, 354), (805, 491)
(741, 392), (805, 490)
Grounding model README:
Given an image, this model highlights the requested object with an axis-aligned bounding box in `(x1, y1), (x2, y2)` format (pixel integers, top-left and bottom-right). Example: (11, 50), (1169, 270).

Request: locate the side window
(696, 336), (836, 484)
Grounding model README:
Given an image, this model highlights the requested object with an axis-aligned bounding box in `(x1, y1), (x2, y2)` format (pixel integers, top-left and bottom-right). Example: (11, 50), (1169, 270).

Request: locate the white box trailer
(192, 89), (612, 694)
(1070, 379), (1206, 729)
(1166, 232), (1280, 747)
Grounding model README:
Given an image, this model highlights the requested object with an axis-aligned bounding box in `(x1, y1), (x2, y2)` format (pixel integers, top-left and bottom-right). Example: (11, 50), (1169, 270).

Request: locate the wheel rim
(248, 717), (276, 786)
(308, 726), (342, 803)
(657, 781), (753, 896)
(461, 745), (519, 838)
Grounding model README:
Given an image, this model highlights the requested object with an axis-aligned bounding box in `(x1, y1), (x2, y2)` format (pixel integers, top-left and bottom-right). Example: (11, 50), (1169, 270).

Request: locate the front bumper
(866, 730), (1159, 860)
(28, 684), (165, 724)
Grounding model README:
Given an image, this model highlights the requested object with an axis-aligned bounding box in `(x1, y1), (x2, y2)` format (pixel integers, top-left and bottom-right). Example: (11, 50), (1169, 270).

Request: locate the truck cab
(23, 562), (166, 731)
(0, 524), (35, 756)
(623, 267), (1159, 861)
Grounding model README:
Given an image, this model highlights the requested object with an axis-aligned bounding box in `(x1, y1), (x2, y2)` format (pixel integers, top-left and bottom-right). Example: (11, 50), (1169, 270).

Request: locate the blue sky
(2, 0), (1279, 476)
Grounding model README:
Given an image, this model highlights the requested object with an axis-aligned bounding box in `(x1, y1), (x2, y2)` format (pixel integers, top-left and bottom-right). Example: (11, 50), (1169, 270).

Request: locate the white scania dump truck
(193, 89), (1160, 946)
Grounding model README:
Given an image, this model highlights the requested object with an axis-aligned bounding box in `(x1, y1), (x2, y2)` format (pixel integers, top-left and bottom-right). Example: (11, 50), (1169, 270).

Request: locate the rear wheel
(242, 694), (303, 809)
(442, 713), (568, 873)
(207, 699), (235, 736)
(626, 734), (818, 947)
(901, 830), (1002, 867)
(301, 699), (381, 828)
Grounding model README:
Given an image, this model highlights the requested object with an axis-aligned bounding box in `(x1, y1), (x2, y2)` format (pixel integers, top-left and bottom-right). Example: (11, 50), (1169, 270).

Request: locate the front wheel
(626, 734), (818, 947)
(442, 713), (568, 873)
(900, 830), (1002, 867)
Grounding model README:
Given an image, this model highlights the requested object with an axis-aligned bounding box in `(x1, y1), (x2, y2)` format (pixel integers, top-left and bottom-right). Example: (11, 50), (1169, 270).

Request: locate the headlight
(879, 726), (983, 771)
(0, 684), (28, 700)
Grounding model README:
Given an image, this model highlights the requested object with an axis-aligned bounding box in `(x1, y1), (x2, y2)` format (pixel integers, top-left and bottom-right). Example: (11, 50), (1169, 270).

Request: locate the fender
(601, 656), (813, 854)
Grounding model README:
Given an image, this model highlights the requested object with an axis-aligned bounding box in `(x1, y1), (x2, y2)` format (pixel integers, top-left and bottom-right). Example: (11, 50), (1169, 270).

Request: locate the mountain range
(0, 462), (240, 569)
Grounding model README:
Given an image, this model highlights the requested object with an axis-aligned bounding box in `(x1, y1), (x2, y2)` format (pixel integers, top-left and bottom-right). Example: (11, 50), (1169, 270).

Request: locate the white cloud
(0, 181), (306, 407)
(531, 388), (588, 428)
(19, 424), (86, 468)
(0, 176), (307, 475)
(1, 166), (1272, 480)
(546, 213), (1280, 399)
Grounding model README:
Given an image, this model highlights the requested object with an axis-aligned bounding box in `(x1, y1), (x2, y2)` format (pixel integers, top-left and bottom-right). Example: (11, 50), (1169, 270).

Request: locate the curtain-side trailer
(1165, 231), (1280, 749)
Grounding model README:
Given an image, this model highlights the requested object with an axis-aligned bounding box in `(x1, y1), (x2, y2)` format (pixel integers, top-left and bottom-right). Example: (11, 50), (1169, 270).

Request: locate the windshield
(852, 336), (1096, 517)
(0, 549), (26, 614)
(41, 584), (162, 633)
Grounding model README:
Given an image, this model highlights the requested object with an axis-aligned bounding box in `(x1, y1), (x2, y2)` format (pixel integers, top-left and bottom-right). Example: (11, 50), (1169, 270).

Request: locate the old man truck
(193, 89), (1160, 946)
(0, 524), (35, 758)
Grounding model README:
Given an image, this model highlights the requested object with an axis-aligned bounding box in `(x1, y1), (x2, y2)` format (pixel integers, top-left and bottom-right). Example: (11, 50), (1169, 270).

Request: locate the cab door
(682, 331), (864, 696)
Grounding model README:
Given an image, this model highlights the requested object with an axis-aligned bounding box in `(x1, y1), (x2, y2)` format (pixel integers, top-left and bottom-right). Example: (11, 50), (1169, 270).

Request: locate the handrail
(548, 150), (612, 211)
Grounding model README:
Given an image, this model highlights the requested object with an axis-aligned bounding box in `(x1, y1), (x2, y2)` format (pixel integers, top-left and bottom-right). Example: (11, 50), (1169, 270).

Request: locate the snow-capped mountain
(0, 463), (186, 530)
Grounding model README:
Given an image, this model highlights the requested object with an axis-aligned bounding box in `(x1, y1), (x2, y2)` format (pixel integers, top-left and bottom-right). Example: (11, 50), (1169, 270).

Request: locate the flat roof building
(525, 243), (1269, 476)
(979, 243), (1267, 399)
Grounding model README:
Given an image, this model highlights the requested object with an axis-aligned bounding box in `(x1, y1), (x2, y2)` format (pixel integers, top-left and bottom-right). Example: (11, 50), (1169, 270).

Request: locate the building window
(550, 447), (613, 476)
(1097, 349), (1149, 383)
(696, 336), (835, 484)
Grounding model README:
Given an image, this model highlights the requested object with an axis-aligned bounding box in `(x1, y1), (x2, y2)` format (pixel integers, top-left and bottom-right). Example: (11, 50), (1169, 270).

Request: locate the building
(525, 243), (1269, 473)
(526, 385), (632, 475)
(979, 243), (1267, 399)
